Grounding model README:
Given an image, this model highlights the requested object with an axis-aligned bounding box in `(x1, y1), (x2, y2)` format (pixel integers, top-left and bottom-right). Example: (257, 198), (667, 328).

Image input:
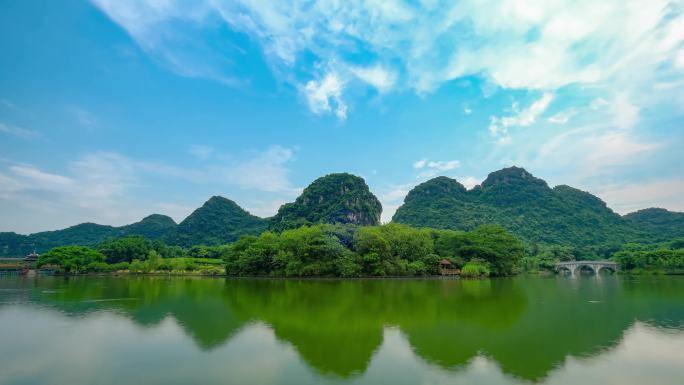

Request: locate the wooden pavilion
(439, 259), (460, 276)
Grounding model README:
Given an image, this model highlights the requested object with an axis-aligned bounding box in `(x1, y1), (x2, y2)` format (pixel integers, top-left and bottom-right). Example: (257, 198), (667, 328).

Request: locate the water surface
(0, 276), (683, 385)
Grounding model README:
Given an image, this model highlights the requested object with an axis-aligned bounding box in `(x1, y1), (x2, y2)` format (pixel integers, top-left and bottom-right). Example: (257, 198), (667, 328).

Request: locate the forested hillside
(270, 173), (382, 231)
(392, 167), (668, 248)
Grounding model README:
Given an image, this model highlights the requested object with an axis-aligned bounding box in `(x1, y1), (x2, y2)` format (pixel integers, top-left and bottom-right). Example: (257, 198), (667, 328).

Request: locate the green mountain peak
(270, 173), (382, 231)
(167, 196), (268, 246)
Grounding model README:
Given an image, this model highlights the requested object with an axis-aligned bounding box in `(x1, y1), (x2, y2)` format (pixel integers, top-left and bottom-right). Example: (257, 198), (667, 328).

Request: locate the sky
(1, 0), (684, 234)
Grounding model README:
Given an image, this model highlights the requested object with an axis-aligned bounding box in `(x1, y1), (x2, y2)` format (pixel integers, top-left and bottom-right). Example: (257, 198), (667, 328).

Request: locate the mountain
(0, 195), (269, 254)
(166, 196), (268, 246)
(2, 169), (681, 255)
(121, 214), (177, 239)
(0, 215), (177, 257)
(393, 167), (638, 247)
(270, 173), (382, 231)
(624, 208), (684, 242)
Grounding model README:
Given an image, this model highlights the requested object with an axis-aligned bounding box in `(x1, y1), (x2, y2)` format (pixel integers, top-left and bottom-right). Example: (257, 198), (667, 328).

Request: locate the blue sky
(1, 0), (684, 234)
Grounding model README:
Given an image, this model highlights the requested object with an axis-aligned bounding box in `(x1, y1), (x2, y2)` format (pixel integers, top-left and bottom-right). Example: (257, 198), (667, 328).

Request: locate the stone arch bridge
(555, 261), (619, 276)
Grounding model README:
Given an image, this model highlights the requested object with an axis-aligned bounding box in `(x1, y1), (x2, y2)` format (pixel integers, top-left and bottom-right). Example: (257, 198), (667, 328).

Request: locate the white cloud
(583, 132), (660, 172)
(590, 97), (610, 110)
(459, 176), (481, 190)
(0, 156), (141, 232)
(489, 92), (554, 142)
(0, 122), (40, 139)
(587, 94), (640, 129)
(610, 93), (640, 130)
(302, 72), (348, 120)
(351, 65), (397, 93)
(548, 108), (577, 124)
(413, 159), (460, 171)
(534, 127), (660, 177)
(413, 159), (428, 169)
(376, 182), (415, 223)
(413, 158), (461, 178)
(0, 145), (298, 233)
(226, 145), (298, 193)
(426, 160), (461, 171)
(677, 49), (684, 69)
(90, 0), (684, 119)
(596, 179), (684, 214)
(245, 199), (291, 218)
(9, 165), (74, 187)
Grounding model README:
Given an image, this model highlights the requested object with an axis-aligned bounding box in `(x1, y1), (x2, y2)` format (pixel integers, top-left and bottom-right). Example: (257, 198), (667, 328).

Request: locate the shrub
(38, 246), (106, 273)
(461, 258), (491, 278)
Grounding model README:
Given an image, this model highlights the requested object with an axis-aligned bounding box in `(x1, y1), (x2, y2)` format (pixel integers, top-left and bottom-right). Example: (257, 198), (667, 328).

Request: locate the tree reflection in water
(1, 275), (683, 382)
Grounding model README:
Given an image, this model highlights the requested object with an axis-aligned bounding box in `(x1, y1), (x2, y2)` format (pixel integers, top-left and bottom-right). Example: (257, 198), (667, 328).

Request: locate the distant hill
(2, 168), (682, 255)
(0, 215), (177, 257)
(269, 173), (382, 231)
(392, 167), (643, 247)
(122, 214), (177, 239)
(0, 196), (270, 255)
(165, 196), (268, 247)
(624, 208), (684, 242)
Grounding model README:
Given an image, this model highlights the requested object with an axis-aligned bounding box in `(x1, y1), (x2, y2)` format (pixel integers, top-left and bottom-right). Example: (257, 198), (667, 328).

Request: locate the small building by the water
(24, 251), (39, 269)
(439, 259), (460, 276)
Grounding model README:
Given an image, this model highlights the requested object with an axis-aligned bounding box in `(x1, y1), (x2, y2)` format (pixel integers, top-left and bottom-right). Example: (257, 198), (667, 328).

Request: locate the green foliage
(434, 230), (471, 261)
(37, 232), (229, 275)
(223, 223), (523, 277)
(270, 173), (382, 231)
(624, 208), (684, 243)
(392, 167), (648, 248)
(354, 227), (390, 258)
(456, 227), (520, 275)
(121, 214), (177, 239)
(38, 246), (106, 273)
(167, 196), (268, 247)
(187, 245), (229, 259)
(0, 215), (177, 257)
(380, 224), (434, 262)
(85, 261), (130, 273)
(670, 238), (684, 250)
(461, 258), (491, 277)
(97, 236), (155, 263)
(612, 241), (684, 273)
(4, 168), (684, 266)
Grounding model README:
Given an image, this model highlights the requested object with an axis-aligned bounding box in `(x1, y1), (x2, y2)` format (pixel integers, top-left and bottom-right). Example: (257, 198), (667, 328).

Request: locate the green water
(0, 276), (683, 385)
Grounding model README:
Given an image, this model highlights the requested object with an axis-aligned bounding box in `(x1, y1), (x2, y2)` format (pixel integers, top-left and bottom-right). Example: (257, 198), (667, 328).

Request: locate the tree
(353, 227), (390, 258)
(380, 224), (433, 262)
(97, 236), (153, 263)
(434, 229), (472, 259)
(463, 225), (524, 276)
(38, 246), (106, 273)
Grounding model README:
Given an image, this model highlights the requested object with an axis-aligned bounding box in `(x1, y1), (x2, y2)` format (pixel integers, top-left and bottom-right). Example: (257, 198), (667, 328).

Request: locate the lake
(0, 275), (683, 385)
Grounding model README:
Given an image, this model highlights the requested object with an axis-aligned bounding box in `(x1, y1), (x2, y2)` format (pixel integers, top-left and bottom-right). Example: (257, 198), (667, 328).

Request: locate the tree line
(37, 223), (524, 277)
(36, 224), (684, 276)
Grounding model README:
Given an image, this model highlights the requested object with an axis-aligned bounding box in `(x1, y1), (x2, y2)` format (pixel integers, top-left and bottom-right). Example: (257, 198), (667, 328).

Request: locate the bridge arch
(555, 261), (618, 276)
(596, 265), (617, 275)
(578, 264), (600, 275)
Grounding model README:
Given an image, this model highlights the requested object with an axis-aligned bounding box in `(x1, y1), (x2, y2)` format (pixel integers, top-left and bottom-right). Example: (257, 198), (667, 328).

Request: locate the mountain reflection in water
(0, 276), (682, 385)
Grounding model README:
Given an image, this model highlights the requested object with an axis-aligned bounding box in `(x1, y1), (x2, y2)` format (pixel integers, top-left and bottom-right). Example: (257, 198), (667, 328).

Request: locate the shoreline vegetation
(29, 223), (684, 278)
(35, 224), (522, 278)
(2, 168), (683, 278)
